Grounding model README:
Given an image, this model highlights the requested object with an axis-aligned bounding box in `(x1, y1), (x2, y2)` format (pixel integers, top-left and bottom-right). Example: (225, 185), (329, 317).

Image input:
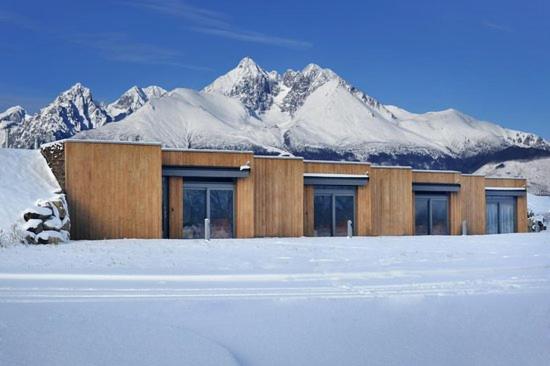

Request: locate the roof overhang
(413, 183), (461, 192)
(485, 187), (526, 197)
(162, 166), (250, 178)
(304, 173), (369, 186)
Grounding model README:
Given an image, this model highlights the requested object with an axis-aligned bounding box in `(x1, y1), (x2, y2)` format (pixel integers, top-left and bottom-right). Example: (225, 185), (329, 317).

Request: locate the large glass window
(414, 194), (449, 235)
(183, 183), (234, 239)
(486, 196), (516, 234)
(313, 187), (355, 237)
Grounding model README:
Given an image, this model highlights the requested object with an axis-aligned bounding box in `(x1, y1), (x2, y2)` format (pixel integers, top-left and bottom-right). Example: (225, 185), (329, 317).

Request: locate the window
(486, 196), (516, 234)
(183, 182), (234, 239)
(162, 177), (169, 239)
(414, 194), (449, 235)
(313, 187), (355, 237)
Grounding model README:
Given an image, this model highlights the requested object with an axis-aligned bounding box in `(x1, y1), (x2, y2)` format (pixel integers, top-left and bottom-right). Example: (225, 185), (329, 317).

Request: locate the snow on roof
(371, 165), (412, 169)
(485, 187), (526, 191)
(303, 173), (369, 179)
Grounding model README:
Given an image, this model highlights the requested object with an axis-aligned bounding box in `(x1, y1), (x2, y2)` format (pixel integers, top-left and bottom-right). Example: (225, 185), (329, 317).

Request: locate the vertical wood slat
(370, 167), (413, 236)
(64, 141), (162, 240)
(254, 157), (303, 237)
(460, 175), (486, 235)
(168, 177), (183, 239)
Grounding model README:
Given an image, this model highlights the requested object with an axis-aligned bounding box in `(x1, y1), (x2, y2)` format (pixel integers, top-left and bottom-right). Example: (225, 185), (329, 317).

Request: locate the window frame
(414, 193), (450, 235)
(313, 186), (356, 236)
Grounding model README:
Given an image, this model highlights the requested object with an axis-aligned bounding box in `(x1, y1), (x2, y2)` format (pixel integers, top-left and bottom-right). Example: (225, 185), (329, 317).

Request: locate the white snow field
(1, 233), (550, 365)
(0, 149), (60, 232)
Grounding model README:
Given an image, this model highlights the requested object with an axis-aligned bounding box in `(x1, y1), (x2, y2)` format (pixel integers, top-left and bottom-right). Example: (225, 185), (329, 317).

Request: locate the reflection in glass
(486, 202), (499, 234)
(431, 199), (449, 235)
(499, 200), (515, 233)
(314, 195), (332, 236)
(183, 189), (206, 239)
(415, 197), (429, 235)
(335, 195), (354, 236)
(210, 189), (233, 238)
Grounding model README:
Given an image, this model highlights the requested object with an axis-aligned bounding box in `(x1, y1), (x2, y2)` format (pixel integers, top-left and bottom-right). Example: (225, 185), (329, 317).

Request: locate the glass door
(414, 194), (449, 235)
(486, 196), (516, 234)
(183, 183), (234, 239)
(313, 188), (355, 237)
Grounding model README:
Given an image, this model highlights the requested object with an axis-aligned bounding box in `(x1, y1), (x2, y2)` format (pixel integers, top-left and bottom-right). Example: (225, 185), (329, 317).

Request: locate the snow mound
(0, 149), (60, 233)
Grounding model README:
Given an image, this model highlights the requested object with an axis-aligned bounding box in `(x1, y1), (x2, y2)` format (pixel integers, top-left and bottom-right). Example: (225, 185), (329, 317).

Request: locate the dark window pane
(210, 189), (233, 238)
(499, 200), (515, 233)
(162, 177), (169, 239)
(183, 189), (206, 239)
(486, 202), (499, 234)
(335, 195), (354, 236)
(314, 195), (332, 236)
(431, 199), (449, 235)
(415, 197), (429, 235)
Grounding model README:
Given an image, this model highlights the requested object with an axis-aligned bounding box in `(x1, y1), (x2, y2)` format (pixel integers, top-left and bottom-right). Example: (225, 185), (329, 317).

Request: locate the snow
(528, 193), (550, 216)
(476, 157), (550, 195)
(72, 57), (549, 164)
(485, 187), (526, 191)
(1, 233), (549, 365)
(0, 149), (60, 232)
(303, 173), (368, 178)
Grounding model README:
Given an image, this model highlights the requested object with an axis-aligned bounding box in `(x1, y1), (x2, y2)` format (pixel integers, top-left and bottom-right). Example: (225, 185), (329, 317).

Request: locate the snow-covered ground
(1, 234), (550, 365)
(0, 149), (60, 233)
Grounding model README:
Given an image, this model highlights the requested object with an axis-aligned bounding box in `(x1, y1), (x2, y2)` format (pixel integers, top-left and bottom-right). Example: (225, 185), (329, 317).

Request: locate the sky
(0, 0), (549, 138)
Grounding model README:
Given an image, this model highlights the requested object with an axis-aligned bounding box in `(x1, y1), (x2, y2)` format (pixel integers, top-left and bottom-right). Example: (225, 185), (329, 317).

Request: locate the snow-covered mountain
(107, 86), (166, 121)
(3, 57), (549, 173)
(476, 157), (550, 195)
(0, 106), (29, 146)
(3, 83), (164, 148)
(75, 57), (550, 171)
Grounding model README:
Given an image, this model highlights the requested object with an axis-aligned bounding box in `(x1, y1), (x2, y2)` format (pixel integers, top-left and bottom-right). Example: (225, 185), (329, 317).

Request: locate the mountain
(3, 83), (164, 148)
(75, 57), (550, 172)
(107, 85), (166, 121)
(0, 106), (28, 146)
(476, 157), (550, 195)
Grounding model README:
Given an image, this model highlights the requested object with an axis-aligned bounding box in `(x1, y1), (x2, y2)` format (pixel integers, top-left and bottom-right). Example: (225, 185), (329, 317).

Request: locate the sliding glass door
(486, 196), (516, 234)
(183, 182), (234, 239)
(313, 187), (355, 237)
(414, 194), (449, 235)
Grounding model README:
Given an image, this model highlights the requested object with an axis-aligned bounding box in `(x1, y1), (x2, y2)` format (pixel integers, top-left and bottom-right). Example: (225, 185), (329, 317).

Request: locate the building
(41, 140), (528, 240)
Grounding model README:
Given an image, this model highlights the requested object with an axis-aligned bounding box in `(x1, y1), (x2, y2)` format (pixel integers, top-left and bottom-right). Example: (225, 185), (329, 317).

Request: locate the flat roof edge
(304, 159), (371, 165)
(63, 139), (162, 147)
(412, 169), (461, 174)
(371, 165), (412, 170)
(254, 155), (304, 160)
(162, 147), (254, 154)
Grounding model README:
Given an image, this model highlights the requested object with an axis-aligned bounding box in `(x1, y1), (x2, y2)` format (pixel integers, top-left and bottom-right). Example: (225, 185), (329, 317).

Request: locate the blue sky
(1, 0), (549, 138)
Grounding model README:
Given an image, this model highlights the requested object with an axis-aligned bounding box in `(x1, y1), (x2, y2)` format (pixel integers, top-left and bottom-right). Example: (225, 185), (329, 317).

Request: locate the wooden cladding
(62, 141), (529, 240)
(65, 141), (162, 240)
(371, 167), (413, 236)
(254, 157), (304, 237)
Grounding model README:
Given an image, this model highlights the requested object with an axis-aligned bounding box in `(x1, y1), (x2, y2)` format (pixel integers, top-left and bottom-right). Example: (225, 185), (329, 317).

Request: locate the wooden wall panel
(254, 157), (303, 237)
(162, 149), (255, 238)
(304, 161), (371, 236)
(485, 177), (528, 233)
(162, 150), (253, 167)
(459, 175), (486, 235)
(168, 177), (183, 239)
(65, 141), (162, 240)
(370, 167), (413, 236)
(303, 186), (314, 236)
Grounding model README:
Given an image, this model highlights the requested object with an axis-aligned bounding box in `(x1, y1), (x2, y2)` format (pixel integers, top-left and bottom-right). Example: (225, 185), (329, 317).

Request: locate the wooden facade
(64, 141), (162, 240)
(253, 157), (304, 237)
(370, 167), (414, 236)
(54, 141), (530, 240)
